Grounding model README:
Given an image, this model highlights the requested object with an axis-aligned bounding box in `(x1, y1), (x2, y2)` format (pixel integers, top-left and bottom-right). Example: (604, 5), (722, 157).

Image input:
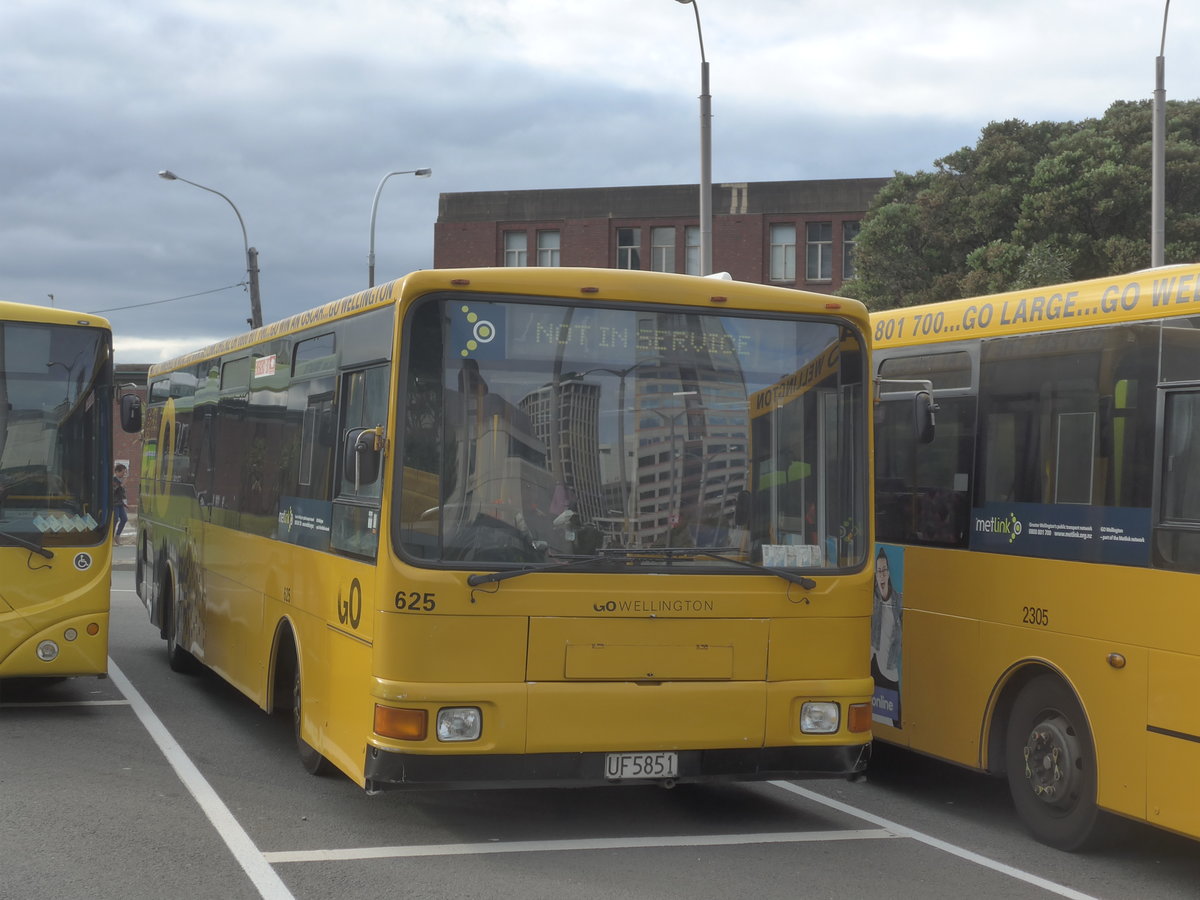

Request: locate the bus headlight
(436, 707), (482, 742)
(36, 640), (59, 662)
(800, 701), (840, 734)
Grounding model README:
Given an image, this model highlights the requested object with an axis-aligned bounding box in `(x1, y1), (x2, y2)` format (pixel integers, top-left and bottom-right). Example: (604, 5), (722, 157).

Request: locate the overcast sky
(2, 0), (1194, 363)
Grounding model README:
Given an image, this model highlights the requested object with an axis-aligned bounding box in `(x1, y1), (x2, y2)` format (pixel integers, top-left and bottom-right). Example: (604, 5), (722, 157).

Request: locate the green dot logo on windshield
(459, 305), (497, 357)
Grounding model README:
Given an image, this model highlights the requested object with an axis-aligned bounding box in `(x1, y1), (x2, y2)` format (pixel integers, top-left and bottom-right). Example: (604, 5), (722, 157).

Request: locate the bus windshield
(398, 295), (867, 572)
(0, 320), (110, 548)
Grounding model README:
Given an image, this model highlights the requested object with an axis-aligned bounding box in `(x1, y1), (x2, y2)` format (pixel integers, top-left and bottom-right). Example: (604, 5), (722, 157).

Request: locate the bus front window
(396, 296), (867, 573)
(0, 321), (110, 547)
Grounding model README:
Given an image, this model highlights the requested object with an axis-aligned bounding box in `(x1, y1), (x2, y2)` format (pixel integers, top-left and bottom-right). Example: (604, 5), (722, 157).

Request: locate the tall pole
(368, 168), (432, 287)
(1152, 0), (1170, 268)
(675, 0), (712, 276)
(157, 170), (263, 329)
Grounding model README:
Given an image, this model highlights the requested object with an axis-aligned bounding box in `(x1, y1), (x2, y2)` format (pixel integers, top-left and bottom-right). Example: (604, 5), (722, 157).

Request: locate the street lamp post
(158, 170), (263, 329)
(673, 0), (712, 276)
(368, 168), (433, 287)
(1152, 0), (1171, 268)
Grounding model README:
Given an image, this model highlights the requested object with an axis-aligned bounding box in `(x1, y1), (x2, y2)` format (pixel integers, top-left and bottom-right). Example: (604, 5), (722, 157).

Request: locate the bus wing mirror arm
(344, 426), (384, 491)
(915, 391), (938, 444)
(873, 377), (938, 444)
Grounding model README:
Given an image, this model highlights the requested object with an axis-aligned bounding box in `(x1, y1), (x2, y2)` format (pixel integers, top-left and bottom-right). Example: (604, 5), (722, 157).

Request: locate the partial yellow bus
(132, 266), (874, 791)
(871, 264), (1200, 849)
(0, 301), (114, 679)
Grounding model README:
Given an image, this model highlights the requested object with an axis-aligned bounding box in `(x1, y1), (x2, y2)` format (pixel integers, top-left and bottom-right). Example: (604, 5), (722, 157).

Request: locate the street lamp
(157, 170), (263, 329)
(1152, 0), (1171, 267)
(368, 168), (433, 287)
(673, 0), (712, 276)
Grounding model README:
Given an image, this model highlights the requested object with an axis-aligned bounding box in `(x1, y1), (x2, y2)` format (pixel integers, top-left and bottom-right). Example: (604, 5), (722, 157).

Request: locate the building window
(842, 221), (861, 279)
(769, 223), (796, 282)
(617, 227), (641, 269)
(651, 227), (675, 273)
(684, 226), (700, 275)
(806, 222), (833, 281)
(503, 231), (527, 267)
(537, 230), (560, 267)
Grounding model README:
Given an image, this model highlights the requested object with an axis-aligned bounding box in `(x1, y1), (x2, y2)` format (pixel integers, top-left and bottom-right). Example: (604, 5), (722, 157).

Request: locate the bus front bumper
(362, 742), (870, 793)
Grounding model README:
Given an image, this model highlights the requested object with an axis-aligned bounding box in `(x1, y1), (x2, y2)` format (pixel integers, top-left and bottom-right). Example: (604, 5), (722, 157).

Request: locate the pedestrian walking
(113, 463), (128, 541)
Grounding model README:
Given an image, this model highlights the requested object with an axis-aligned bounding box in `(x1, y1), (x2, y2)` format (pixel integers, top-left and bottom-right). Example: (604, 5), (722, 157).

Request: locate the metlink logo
(975, 511), (1022, 543)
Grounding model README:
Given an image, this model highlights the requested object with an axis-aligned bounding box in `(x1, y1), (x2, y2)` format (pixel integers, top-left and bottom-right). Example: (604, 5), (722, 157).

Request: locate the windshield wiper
(466, 553), (632, 586)
(0, 530), (54, 559)
(466, 546), (816, 589)
(681, 548), (817, 590)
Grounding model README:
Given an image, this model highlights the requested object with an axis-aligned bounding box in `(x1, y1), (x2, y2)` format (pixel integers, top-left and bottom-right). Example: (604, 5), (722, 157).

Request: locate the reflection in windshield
(397, 297), (866, 573)
(0, 321), (110, 546)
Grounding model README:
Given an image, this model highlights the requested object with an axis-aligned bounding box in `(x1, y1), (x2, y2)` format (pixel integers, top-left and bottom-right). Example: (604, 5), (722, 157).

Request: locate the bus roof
(149, 267), (869, 377)
(0, 299), (111, 330)
(871, 262), (1200, 350)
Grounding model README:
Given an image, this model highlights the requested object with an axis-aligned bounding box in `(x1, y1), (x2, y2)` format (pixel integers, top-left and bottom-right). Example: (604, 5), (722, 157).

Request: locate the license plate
(604, 751), (678, 781)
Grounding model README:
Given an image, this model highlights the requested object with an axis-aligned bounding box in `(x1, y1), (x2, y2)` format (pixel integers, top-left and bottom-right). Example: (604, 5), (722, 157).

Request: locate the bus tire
(293, 666), (334, 776)
(163, 577), (196, 674)
(1004, 674), (1100, 851)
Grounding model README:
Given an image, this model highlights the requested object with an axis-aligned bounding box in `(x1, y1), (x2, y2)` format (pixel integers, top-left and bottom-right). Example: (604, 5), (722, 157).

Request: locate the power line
(89, 281), (246, 314)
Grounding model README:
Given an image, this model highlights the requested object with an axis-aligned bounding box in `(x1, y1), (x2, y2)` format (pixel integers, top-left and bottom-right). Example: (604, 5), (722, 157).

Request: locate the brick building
(433, 177), (889, 294)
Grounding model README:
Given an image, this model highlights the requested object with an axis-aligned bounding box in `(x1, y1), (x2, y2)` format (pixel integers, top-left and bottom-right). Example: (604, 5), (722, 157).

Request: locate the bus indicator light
(63, 628), (78, 642)
(86, 622), (100, 636)
(847, 702), (872, 734)
(374, 705), (428, 741)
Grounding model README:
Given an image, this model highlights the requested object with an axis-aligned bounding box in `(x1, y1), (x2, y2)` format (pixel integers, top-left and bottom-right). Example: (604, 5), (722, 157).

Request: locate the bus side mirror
(344, 427), (382, 490)
(915, 391), (937, 445)
(120, 394), (143, 434)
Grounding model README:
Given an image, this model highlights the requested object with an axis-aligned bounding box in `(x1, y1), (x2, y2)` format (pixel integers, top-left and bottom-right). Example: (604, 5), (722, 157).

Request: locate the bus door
(318, 365), (391, 748)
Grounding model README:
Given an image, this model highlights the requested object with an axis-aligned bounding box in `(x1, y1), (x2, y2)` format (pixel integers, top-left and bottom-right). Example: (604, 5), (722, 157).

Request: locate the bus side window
(1155, 390), (1200, 572)
(875, 351), (974, 548)
(331, 365), (390, 558)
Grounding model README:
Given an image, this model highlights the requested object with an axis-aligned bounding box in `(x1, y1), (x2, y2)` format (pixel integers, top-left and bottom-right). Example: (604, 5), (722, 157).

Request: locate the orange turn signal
(374, 705), (428, 741)
(86, 622), (100, 636)
(847, 702), (872, 734)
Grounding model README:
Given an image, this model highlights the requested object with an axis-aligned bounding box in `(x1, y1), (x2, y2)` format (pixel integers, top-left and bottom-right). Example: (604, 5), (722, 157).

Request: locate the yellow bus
(132, 266), (873, 791)
(0, 300), (115, 679)
(871, 264), (1200, 849)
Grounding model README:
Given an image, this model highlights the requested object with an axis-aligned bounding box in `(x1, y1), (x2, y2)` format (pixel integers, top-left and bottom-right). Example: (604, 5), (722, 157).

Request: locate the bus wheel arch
(267, 619), (298, 715)
(271, 623), (334, 777)
(160, 561), (196, 674)
(999, 669), (1101, 851)
(985, 663), (1050, 777)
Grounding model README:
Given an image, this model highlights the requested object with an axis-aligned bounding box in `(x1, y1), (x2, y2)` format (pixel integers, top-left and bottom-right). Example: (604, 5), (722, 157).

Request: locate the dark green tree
(843, 100), (1200, 309)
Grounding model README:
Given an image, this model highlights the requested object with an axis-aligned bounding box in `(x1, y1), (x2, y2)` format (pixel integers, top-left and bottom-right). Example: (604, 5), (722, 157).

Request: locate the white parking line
(0, 699), (130, 708)
(770, 782), (1101, 900)
(107, 659), (295, 900)
(263, 827), (896, 863)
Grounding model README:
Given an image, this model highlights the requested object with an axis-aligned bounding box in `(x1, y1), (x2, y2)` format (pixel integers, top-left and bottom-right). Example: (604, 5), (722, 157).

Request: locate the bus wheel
(1004, 674), (1099, 851)
(293, 667), (334, 776)
(164, 581), (195, 674)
